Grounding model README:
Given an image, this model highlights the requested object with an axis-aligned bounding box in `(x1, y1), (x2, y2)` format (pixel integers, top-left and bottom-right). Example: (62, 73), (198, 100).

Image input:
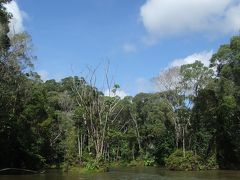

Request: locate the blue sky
(6, 0), (240, 97)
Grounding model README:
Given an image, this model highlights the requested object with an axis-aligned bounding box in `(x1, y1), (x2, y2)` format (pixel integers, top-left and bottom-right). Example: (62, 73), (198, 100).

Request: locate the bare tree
(152, 67), (183, 148)
(152, 66), (190, 155)
(72, 64), (123, 161)
(153, 66), (182, 93)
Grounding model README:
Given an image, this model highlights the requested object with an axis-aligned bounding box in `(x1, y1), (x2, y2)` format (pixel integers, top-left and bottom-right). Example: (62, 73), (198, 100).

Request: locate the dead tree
(72, 64), (123, 161)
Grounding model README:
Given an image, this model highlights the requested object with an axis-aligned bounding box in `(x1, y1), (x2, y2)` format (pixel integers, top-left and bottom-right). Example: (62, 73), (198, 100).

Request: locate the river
(0, 167), (240, 180)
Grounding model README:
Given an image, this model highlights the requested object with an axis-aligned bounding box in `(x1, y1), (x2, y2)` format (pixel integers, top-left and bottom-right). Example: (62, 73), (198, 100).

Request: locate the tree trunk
(183, 127), (185, 157)
(77, 130), (81, 158)
(131, 113), (141, 151)
(132, 144), (135, 160)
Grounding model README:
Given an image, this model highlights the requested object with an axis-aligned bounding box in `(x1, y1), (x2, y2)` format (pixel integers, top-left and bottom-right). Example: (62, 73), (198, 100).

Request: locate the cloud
(123, 43), (137, 53)
(170, 50), (213, 67)
(104, 89), (128, 99)
(38, 70), (49, 81)
(4, 1), (26, 35)
(140, 0), (240, 42)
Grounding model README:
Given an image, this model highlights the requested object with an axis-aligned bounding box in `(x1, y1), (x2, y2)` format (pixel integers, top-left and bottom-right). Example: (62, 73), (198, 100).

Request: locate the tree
(210, 35), (240, 169)
(180, 60), (214, 99)
(179, 61), (214, 157)
(72, 66), (123, 161)
(152, 67), (182, 149)
(0, 31), (38, 169)
(0, 0), (12, 52)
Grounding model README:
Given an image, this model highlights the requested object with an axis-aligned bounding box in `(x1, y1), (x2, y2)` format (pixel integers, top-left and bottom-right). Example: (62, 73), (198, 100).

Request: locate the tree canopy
(0, 1), (239, 171)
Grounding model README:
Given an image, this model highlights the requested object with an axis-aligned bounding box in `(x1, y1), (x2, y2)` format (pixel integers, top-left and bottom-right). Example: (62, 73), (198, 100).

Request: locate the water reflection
(0, 167), (240, 180)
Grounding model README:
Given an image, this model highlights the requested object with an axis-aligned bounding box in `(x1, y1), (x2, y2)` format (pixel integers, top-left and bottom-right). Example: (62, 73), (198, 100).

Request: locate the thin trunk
(131, 113), (141, 150)
(100, 114), (108, 157)
(77, 126), (81, 158)
(116, 146), (119, 161)
(107, 144), (110, 161)
(183, 127), (185, 157)
(132, 144), (135, 160)
(80, 134), (84, 160)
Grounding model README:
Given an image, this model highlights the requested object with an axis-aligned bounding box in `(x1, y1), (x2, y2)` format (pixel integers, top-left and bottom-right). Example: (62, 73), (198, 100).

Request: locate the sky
(5, 0), (240, 97)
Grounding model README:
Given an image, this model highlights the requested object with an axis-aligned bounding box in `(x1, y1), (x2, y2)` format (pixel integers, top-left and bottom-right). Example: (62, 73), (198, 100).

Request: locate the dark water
(0, 167), (240, 180)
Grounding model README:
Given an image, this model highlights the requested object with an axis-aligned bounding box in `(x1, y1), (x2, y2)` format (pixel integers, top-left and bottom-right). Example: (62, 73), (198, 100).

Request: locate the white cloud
(140, 0), (240, 42)
(38, 70), (49, 81)
(170, 51), (213, 67)
(123, 43), (137, 53)
(104, 89), (127, 99)
(4, 1), (26, 35)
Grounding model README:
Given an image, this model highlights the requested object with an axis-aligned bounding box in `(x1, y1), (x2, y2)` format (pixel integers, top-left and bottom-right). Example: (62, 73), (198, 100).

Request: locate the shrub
(143, 153), (155, 166)
(85, 161), (100, 171)
(165, 149), (202, 171)
(144, 158), (155, 166)
(206, 154), (219, 170)
(128, 159), (144, 167)
(128, 156), (155, 167)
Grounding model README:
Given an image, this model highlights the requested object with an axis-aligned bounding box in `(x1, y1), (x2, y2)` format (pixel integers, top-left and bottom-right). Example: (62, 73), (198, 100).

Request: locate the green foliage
(206, 154), (218, 170)
(63, 128), (77, 167)
(0, 0), (12, 51)
(165, 150), (202, 171)
(128, 160), (143, 167)
(0, 19), (240, 173)
(210, 35), (240, 169)
(85, 161), (100, 171)
(143, 156), (155, 166)
(180, 60), (213, 96)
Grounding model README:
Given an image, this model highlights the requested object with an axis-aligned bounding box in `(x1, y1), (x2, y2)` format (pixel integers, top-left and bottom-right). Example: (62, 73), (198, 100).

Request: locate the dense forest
(0, 0), (240, 172)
